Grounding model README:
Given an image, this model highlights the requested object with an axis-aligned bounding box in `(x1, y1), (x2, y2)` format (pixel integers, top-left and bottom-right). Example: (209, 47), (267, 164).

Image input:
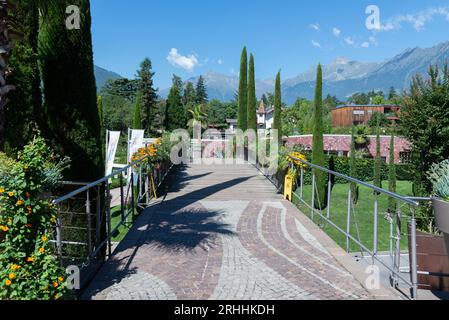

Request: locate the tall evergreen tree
(273, 71), (282, 145)
(3, 0), (41, 154)
(388, 132), (397, 213)
(312, 64), (326, 209)
(133, 93), (142, 129)
(247, 53), (257, 131)
(136, 58), (158, 134)
(165, 75), (186, 131)
(238, 47), (248, 130)
(374, 118), (382, 188)
(38, 0), (103, 181)
(195, 75), (208, 105)
(183, 82), (197, 107)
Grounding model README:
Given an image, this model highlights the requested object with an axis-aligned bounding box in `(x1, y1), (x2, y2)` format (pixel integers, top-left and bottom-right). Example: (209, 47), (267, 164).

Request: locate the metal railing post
(56, 210), (63, 258)
(393, 202), (402, 288)
(373, 192), (379, 256)
(326, 173), (332, 219)
(300, 167), (304, 201)
(131, 171), (136, 222)
(86, 189), (92, 256)
(96, 186), (101, 246)
(410, 206), (418, 300)
(119, 173), (125, 223)
(346, 187), (352, 253)
(311, 171), (316, 221)
(105, 181), (112, 257)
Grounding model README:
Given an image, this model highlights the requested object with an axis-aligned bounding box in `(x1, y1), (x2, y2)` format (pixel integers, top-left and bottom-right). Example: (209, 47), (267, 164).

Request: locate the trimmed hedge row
(297, 154), (412, 185)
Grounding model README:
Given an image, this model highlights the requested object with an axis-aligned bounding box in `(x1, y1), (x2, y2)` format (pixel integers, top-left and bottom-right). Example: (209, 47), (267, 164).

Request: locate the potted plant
(428, 160), (449, 234)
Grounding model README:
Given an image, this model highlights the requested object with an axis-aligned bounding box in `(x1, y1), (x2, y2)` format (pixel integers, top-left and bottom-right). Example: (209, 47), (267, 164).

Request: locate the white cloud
(309, 23), (320, 31)
(361, 42), (370, 48)
(344, 36), (355, 46)
(311, 40), (321, 48)
(378, 6), (449, 32)
(217, 59), (223, 65)
(332, 27), (341, 37)
(167, 48), (199, 72)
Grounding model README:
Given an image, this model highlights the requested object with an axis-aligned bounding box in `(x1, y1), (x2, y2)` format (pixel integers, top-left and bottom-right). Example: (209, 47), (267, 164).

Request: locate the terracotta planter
(409, 229), (449, 291)
(432, 198), (449, 234)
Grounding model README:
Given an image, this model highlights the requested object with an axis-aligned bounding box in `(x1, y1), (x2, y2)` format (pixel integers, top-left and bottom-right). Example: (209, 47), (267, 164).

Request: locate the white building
(226, 100), (274, 132)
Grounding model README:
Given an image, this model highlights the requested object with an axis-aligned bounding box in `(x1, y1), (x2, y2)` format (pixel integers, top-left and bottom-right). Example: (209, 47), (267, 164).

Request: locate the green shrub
(0, 137), (70, 300)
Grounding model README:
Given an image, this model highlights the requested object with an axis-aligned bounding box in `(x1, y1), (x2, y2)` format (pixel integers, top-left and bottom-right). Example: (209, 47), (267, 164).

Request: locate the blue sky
(91, 0), (449, 89)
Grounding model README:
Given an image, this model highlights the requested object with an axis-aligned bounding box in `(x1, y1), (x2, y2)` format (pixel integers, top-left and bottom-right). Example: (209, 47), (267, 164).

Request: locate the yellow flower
(10, 264), (21, 271)
(41, 235), (48, 242)
(0, 188), (5, 193)
(5, 279), (11, 286)
(7, 192), (14, 197)
(16, 199), (24, 206)
(38, 248), (45, 254)
(52, 281), (58, 288)
(0, 225), (9, 232)
(58, 276), (64, 282)
(54, 293), (59, 300)
(8, 273), (15, 280)
(27, 257), (35, 263)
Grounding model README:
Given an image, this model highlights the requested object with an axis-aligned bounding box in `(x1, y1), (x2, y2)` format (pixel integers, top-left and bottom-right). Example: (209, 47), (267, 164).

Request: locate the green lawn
(292, 181), (413, 252)
(110, 205), (134, 242)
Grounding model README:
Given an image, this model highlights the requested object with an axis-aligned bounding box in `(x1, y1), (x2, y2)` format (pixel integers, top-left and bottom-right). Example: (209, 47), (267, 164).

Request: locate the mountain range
(95, 40), (449, 105)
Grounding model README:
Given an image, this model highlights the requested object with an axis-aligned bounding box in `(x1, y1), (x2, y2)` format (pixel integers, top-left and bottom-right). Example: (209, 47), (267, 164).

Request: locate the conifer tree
(312, 64), (326, 209)
(38, 0), (103, 181)
(273, 71), (282, 145)
(165, 75), (186, 131)
(247, 54), (257, 131)
(136, 58), (157, 134)
(195, 75), (208, 105)
(133, 93), (142, 129)
(238, 47), (248, 131)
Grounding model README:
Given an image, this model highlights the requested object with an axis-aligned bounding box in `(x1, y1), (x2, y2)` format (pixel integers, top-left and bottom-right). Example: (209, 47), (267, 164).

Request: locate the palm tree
(187, 105), (208, 131)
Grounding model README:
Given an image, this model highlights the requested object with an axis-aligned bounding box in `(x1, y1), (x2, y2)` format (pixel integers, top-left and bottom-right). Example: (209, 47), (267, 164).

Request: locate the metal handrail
(53, 155), (151, 205)
(288, 155), (420, 207)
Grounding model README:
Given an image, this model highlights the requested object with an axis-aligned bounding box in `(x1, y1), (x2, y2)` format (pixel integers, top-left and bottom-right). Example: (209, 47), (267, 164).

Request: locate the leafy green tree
(372, 95), (385, 105)
(136, 58), (158, 134)
(282, 98), (310, 136)
(195, 75), (208, 105)
(399, 64), (449, 230)
(3, 0), (41, 154)
(368, 112), (389, 128)
(101, 78), (138, 102)
(102, 95), (133, 131)
(133, 93), (142, 129)
(388, 133), (397, 213)
(38, 0), (103, 181)
(238, 47), (248, 130)
(247, 54), (257, 131)
(273, 71), (282, 144)
(165, 75), (186, 131)
(207, 99), (238, 128)
(312, 64), (327, 209)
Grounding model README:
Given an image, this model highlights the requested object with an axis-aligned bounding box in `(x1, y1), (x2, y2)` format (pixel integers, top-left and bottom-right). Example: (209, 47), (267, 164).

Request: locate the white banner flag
(105, 131), (121, 176)
(127, 129), (145, 185)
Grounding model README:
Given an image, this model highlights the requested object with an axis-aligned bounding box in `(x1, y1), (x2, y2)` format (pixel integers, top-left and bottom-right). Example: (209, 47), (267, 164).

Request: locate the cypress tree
(136, 58), (157, 134)
(38, 0), (103, 181)
(165, 75), (186, 131)
(195, 75), (208, 105)
(238, 47), (248, 130)
(350, 126), (359, 204)
(388, 133), (397, 213)
(273, 71), (282, 145)
(133, 93), (142, 129)
(247, 53), (257, 131)
(374, 119), (382, 188)
(97, 95), (104, 138)
(3, 0), (41, 154)
(312, 64), (326, 209)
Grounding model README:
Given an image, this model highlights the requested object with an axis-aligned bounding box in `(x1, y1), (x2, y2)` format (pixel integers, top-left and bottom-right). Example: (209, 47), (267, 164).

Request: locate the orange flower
(25, 224), (32, 228)
(16, 199), (24, 206)
(10, 264), (21, 271)
(58, 276), (64, 282)
(38, 248), (45, 254)
(27, 257), (35, 262)
(26, 205), (32, 213)
(52, 281), (58, 288)
(5, 279), (11, 286)
(7, 192), (14, 197)
(41, 235), (48, 242)
(8, 273), (15, 280)
(0, 225), (9, 232)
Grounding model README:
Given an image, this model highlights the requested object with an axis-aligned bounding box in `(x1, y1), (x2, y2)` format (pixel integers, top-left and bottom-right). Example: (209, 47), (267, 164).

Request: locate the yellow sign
(284, 174), (293, 201)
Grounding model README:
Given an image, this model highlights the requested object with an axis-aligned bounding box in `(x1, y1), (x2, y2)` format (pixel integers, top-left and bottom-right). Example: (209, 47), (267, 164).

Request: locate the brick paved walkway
(82, 164), (375, 300)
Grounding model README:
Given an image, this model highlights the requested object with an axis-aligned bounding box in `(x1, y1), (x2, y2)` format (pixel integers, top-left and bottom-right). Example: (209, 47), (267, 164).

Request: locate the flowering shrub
(0, 137), (70, 300)
(287, 152), (308, 169)
(130, 135), (172, 168)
